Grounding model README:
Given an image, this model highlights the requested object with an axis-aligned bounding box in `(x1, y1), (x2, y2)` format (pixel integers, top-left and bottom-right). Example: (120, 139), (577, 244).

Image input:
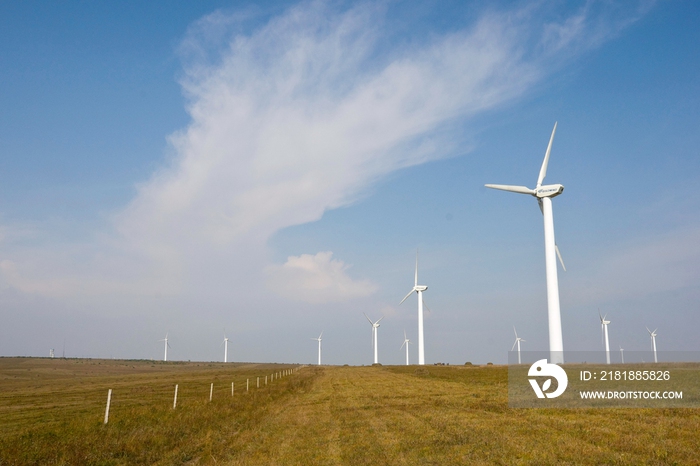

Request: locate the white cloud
(0, 1), (648, 305)
(265, 251), (377, 304)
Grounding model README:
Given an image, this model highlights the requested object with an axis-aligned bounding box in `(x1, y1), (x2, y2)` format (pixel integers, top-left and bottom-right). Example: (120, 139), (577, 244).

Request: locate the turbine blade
(400, 340), (406, 350)
(485, 184), (535, 195)
(415, 250), (419, 287)
(422, 299), (432, 315)
(538, 198), (544, 214)
(399, 289), (414, 305)
(404, 329), (407, 340)
(319, 331), (323, 340)
(364, 313), (374, 325)
(536, 122), (557, 188)
(511, 340), (518, 351)
(555, 244), (566, 271)
(513, 326), (518, 339)
(376, 316), (385, 324)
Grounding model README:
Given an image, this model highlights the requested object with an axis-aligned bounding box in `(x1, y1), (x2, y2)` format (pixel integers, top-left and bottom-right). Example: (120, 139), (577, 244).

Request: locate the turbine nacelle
(414, 285), (427, 292)
(485, 183), (564, 199)
(536, 184), (564, 199)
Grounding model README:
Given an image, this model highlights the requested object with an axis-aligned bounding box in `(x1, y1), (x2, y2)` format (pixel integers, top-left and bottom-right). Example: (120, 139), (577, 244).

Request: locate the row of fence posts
(103, 366), (304, 424)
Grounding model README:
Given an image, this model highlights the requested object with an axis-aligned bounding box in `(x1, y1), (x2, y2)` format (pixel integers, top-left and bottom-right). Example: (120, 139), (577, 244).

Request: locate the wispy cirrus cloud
(1, 1), (650, 305)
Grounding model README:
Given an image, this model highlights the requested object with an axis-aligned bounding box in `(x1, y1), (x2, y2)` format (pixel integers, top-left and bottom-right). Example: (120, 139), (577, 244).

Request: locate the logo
(528, 359), (568, 398)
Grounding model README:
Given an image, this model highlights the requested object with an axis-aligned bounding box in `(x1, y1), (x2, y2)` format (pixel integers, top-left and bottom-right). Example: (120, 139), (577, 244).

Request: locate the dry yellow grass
(1, 358), (698, 465)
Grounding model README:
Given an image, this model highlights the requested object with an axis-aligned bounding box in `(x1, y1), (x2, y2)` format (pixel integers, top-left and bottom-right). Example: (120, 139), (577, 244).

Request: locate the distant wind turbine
(511, 326), (525, 365)
(599, 311), (611, 365)
(646, 327), (658, 363)
(221, 333), (230, 363)
(159, 333), (171, 362)
(399, 250), (428, 365)
(486, 122), (567, 364)
(619, 345), (624, 364)
(364, 313), (384, 364)
(311, 332), (323, 365)
(400, 330), (412, 365)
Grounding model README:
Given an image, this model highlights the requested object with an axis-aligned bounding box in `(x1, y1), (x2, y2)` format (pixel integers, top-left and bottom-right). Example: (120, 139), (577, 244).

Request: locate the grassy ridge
(1, 359), (699, 465)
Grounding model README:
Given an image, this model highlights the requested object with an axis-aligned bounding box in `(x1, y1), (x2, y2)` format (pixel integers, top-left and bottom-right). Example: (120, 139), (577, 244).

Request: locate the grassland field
(0, 357), (698, 465)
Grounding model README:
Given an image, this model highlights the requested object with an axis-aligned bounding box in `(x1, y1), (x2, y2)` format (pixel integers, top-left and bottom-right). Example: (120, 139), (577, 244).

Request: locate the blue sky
(1, 0), (698, 365)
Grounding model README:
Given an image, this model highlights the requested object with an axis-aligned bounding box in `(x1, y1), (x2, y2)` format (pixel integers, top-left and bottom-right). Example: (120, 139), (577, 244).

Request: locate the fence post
(232, 382), (234, 396)
(257, 377), (259, 388)
(104, 389), (112, 424)
(173, 384), (179, 409)
(210, 383), (214, 402)
(247, 378), (249, 391)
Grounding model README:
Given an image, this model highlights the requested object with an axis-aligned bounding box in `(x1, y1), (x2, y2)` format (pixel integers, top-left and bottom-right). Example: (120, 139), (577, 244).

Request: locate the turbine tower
(400, 330), (412, 365)
(511, 326), (526, 365)
(311, 332), (323, 365)
(221, 333), (230, 363)
(399, 251), (428, 365)
(159, 333), (171, 362)
(364, 313), (384, 364)
(600, 311), (611, 365)
(486, 122), (567, 364)
(619, 345), (624, 364)
(646, 327), (658, 363)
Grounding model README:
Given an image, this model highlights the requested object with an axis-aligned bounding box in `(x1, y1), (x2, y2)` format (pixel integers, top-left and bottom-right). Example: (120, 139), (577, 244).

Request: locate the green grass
(1, 359), (698, 465)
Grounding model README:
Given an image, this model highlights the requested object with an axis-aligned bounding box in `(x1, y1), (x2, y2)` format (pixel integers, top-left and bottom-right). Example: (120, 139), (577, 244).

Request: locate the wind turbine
(311, 332), (323, 365)
(399, 251), (428, 365)
(619, 345), (624, 364)
(511, 326), (525, 365)
(600, 311), (611, 365)
(159, 333), (171, 362)
(400, 330), (412, 365)
(221, 333), (230, 363)
(364, 313), (384, 364)
(486, 122), (567, 364)
(646, 327), (658, 363)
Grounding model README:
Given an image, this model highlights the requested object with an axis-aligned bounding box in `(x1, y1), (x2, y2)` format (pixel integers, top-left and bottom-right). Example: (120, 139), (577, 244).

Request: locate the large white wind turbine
(600, 311), (611, 365)
(159, 333), (171, 362)
(646, 327), (658, 363)
(221, 333), (230, 363)
(400, 330), (412, 366)
(364, 313), (384, 364)
(399, 251), (428, 365)
(311, 332), (323, 365)
(511, 326), (526, 365)
(486, 122), (567, 364)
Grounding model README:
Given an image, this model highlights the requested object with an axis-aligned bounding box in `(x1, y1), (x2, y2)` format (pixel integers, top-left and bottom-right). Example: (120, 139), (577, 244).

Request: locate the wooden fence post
(104, 389), (112, 424)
